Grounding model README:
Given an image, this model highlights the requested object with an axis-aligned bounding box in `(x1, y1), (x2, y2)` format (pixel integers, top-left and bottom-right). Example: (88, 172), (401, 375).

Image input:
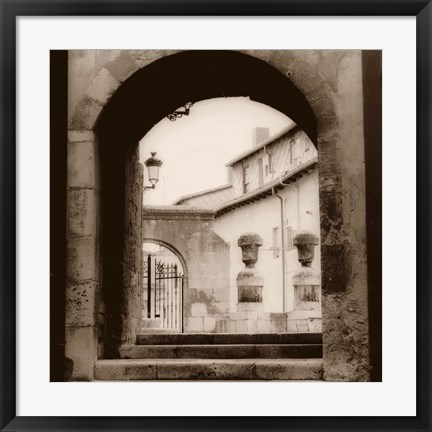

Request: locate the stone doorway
(138, 96), (322, 336)
(142, 242), (184, 333)
(63, 49), (377, 381)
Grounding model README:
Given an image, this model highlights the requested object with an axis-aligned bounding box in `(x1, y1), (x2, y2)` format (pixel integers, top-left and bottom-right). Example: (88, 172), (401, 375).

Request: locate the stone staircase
(140, 318), (178, 333)
(95, 333), (323, 380)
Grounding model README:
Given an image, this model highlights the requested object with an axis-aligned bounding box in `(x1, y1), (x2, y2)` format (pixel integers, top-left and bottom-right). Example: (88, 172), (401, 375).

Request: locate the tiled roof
(215, 157), (318, 217)
(173, 184), (234, 210)
(225, 122), (297, 167)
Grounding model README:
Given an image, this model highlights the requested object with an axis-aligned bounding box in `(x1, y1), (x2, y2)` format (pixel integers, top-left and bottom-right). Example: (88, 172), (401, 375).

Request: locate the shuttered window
(258, 158), (263, 187)
(242, 164), (250, 193)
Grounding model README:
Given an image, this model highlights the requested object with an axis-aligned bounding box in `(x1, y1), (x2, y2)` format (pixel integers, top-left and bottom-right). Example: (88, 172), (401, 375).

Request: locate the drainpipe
(273, 174), (301, 313)
(293, 184), (300, 230)
(288, 183), (300, 230)
(272, 187), (286, 313)
(279, 175), (300, 230)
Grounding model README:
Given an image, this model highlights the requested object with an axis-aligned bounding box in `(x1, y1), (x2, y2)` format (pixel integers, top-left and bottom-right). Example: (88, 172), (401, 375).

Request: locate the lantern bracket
(143, 152), (163, 191)
(167, 102), (194, 122)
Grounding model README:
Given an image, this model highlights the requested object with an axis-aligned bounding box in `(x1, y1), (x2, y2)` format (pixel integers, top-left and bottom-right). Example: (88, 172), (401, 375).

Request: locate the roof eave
(215, 157), (318, 217)
(225, 123), (298, 167)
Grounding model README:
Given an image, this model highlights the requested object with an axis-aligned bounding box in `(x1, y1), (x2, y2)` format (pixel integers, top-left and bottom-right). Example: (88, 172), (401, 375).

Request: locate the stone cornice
(142, 205), (215, 221)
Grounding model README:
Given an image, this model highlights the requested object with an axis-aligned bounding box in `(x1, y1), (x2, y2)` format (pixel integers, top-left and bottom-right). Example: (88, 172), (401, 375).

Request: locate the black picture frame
(1, 1), (430, 431)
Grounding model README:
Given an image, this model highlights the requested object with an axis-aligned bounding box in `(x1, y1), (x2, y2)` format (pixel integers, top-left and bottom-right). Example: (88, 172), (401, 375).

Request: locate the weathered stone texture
(142, 206), (231, 331)
(70, 95), (103, 131)
(85, 67), (120, 106)
(66, 50), (372, 381)
(203, 317), (217, 332)
(322, 293), (370, 381)
(68, 50), (122, 116)
(318, 52), (369, 381)
(65, 281), (98, 327)
(190, 302), (207, 317)
(269, 313), (288, 333)
(67, 188), (99, 238)
(95, 359), (157, 380)
(104, 51), (140, 83)
(254, 50), (369, 380)
(67, 236), (99, 282)
(185, 317), (204, 332)
(135, 332), (322, 345)
(67, 130), (95, 144)
(66, 130), (101, 380)
(237, 283), (263, 303)
(122, 147), (144, 345)
(65, 326), (98, 381)
(130, 49), (177, 69)
(94, 358), (323, 380)
(67, 134), (100, 190)
(293, 231), (319, 266)
(237, 233), (264, 303)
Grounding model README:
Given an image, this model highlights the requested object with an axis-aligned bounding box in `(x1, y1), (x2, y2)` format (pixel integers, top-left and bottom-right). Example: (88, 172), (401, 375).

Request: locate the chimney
(253, 127), (270, 147)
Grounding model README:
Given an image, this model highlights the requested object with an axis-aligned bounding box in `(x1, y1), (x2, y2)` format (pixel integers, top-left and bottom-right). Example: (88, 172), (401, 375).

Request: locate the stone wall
(142, 206), (231, 332)
(66, 49), (376, 381)
(244, 50), (370, 380)
(123, 148), (144, 344)
(214, 170), (321, 314)
(65, 130), (100, 380)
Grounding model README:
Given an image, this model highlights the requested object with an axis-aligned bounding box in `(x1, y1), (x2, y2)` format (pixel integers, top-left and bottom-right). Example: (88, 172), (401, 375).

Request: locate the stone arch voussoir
(142, 237), (188, 278)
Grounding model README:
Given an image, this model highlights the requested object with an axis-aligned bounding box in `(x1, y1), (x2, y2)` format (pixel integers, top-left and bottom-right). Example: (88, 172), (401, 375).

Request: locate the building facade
(61, 49), (379, 381)
(175, 125), (320, 324)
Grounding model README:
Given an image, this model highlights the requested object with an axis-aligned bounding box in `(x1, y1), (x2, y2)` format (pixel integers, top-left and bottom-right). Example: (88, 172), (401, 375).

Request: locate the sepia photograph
(0, 1), (428, 428)
(51, 49), (382, 382)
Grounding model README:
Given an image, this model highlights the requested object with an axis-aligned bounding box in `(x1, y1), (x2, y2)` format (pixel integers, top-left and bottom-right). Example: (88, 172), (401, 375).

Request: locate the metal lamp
(144, 152), (163, 190)
(167, 102), (194, 122)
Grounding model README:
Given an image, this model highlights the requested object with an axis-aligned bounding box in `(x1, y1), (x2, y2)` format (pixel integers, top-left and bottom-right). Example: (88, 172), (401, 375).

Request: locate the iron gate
(143, 255), (183, 332)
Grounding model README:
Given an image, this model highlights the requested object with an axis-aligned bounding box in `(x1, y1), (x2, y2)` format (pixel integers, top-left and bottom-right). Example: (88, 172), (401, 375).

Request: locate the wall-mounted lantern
(144, 152), (163, 190)
(167, 102), (194, 122)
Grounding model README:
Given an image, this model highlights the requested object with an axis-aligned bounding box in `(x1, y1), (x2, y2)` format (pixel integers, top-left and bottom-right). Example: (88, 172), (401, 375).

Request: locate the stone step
(141, 318), (162, 329)
(136, 332), (322, 345)
(120, 344), (322, 359)
(139, 328), (180, 334)
(95, 358), (323, 380)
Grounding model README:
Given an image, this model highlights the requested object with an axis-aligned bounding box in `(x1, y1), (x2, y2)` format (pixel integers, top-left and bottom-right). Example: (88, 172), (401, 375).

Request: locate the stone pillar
(65, 130), (100, 380)
(287, 231), (322, 333)
(123, 146), (144, 345)
(234, 233), (269, 332)
(237, 233), (264, 305)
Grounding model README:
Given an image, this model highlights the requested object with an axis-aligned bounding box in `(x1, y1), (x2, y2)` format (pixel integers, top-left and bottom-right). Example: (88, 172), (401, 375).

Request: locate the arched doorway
(94, 50), (320, 358)
(142, 239), (187, 333)
(139, 96), (321, 322)
(65, 49), (374, 381)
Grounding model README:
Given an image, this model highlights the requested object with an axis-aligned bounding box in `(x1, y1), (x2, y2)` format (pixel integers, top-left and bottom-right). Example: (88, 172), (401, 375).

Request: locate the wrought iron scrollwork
(166, 102), (194, 121)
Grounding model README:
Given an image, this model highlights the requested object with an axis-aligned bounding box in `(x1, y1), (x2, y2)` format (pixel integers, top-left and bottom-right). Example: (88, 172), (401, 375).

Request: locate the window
(289, 140), (295, 165)
(293, 141), (302, 163)
(267, 151), (273, 173)
(272, 227), (280, 258)
(242, 164), (250, 193)
(264, 152), (271, 177)
(286, 217), (297, 251)
(286, 226), (295, 251)
(227, 166), (233, 182)
(257, 158), (263, 187)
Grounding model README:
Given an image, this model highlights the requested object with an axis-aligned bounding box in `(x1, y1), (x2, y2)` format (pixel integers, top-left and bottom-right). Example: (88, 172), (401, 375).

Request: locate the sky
(139, 97), (292, 206)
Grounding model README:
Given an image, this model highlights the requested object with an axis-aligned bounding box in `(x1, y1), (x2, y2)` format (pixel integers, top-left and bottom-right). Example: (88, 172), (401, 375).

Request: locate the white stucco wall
(213, 170), (321, 313)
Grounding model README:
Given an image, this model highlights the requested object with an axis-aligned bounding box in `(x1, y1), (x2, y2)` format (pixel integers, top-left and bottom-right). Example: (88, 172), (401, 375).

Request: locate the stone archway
(142, 238), (188, 279)
(66, 49), (371, 381)
(141, 238), (187, 333)
(141, 207), (231, 333)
